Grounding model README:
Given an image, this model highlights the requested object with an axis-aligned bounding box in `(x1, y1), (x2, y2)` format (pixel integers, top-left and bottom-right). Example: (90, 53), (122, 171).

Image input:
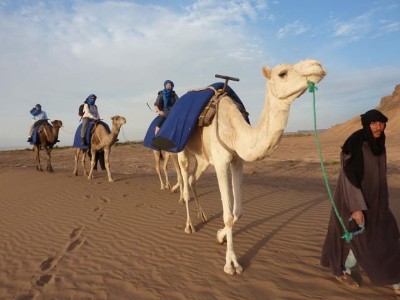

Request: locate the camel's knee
(223, 215), (234, 228)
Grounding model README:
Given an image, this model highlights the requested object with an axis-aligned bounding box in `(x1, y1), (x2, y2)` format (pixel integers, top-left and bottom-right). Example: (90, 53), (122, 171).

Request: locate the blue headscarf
(86, 94), (97, 106)
(162, 80), (174, 111)
(31, 104), (42, 116)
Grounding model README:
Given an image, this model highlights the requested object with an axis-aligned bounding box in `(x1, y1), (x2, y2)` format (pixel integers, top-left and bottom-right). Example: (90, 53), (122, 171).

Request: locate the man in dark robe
(320, 109), (400, 296)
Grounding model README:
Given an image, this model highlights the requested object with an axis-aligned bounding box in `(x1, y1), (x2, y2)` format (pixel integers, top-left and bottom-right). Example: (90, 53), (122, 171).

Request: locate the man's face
(370, 121), (385, 138)
(165, 83), (172, 89)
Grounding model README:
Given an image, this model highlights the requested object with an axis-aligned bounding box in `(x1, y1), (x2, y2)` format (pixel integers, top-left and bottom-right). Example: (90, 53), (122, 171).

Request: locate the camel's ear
(262, 66), (271, 79)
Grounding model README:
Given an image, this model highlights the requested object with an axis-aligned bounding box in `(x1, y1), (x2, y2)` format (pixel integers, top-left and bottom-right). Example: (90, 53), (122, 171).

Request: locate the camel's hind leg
(189, 155), (209, 222)
(153, 150), (167, 189)
(170, 153), (183, 203)
(162, 152), (171, 189)
(177, 149), (196, 233)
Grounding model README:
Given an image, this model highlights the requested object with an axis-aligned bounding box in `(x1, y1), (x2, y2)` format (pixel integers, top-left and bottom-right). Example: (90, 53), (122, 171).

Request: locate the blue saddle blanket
(29, 120), (50, 145)
(73, 121), (110, 149)
(143, 82), (248, 153)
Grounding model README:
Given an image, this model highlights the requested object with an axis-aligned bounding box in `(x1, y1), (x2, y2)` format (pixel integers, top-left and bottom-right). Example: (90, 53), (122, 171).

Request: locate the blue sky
(0, 0), (399, 149)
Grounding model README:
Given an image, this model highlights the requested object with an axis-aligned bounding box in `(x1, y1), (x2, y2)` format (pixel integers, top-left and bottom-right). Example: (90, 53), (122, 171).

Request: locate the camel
(33, 120), (63, 172)
(73, 116), (126, 182)
(177, 59), (326, 274)
(152, 150), (183, 202)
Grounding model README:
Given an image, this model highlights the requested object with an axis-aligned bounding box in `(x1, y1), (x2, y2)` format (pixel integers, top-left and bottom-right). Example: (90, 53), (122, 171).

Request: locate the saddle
(198, 88), (249, 127)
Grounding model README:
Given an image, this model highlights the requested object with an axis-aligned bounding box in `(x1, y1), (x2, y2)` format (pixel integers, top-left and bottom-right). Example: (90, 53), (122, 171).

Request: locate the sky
(0, 0), (399, 150)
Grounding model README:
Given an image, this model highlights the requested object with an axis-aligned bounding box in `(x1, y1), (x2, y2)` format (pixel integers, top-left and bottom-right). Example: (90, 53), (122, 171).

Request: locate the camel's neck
(47, 127), (61, 144)
(104, 127), (122, 144)
(234, 87), (291, 161)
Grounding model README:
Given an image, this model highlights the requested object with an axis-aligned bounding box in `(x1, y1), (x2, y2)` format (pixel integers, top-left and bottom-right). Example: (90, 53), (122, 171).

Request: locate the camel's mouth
(303, 62), (326, 84)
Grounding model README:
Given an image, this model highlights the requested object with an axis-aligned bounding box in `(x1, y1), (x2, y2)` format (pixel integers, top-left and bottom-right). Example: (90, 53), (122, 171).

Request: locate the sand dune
(0, 85), (399, 299)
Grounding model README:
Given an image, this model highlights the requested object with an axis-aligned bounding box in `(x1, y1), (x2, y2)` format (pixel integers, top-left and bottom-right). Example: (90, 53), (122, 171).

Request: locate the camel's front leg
(103, 148), (113, 182)
(81, 150), (88, 177)
(87, 149), (97, 180)
(72, 149), (80, 176)
(230, 157), (244, 223)
(214, 159), (243, 275)
(34, 147), (43, 172)
(178, 149), (196, 233)
(45, 147), (54, 173)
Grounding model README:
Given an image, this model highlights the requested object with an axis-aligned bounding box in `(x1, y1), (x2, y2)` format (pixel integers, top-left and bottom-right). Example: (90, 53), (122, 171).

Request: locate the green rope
(307, 80), (352, 243)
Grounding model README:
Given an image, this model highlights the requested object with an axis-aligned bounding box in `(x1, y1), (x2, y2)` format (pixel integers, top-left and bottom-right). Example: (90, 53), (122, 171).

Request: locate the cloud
(276, 21), (307, 39)
(0, 0), (269, 149)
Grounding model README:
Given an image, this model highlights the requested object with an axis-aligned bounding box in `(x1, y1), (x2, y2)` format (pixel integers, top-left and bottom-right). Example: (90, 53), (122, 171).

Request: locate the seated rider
(27, 104), (48, 142)
(154, 80), (179, 135)
(81, 94), (99, 145)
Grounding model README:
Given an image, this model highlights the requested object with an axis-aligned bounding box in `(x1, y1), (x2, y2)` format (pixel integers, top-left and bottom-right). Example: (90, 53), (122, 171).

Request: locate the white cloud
(276, 21), (307, 39)
(0, 0), (268, 149)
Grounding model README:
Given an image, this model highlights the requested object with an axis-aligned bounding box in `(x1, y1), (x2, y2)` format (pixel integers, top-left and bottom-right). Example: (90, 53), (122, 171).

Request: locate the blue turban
(164, 80), (174, 89)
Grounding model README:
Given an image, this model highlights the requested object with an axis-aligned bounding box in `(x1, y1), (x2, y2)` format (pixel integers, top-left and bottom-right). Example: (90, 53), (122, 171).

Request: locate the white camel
(177, 59), (326, 274)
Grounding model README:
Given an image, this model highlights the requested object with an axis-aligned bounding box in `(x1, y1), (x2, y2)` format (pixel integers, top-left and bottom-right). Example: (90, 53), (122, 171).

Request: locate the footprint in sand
(17, 226), (88, 298)
(100, 196), (111, 203)
(35, 274), (53, 286)
(92, 196), (111, 221)
(39, 256), (55, 272)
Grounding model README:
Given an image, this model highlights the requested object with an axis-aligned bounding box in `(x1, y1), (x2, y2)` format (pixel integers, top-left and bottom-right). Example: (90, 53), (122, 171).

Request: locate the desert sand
(0, 129), (399, 300)
(1, 84), (400, 300)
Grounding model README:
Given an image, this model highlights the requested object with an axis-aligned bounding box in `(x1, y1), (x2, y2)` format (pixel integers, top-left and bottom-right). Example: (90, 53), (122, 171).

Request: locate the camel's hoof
(224, 265), (236, 275)
(235, 265), (243, 274)
(185, 224), (196, 234)
(198, 212), (207, 222)
(108, 179), (114, 183)
(223, 264), (243, 275)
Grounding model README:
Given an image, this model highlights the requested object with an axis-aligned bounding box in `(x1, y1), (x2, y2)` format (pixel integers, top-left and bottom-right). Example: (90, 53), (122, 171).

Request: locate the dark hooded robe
(320, 109), (400, 285)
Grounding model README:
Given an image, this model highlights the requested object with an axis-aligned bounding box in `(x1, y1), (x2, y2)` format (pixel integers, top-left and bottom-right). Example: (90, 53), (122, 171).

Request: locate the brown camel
(33, 120), (63, 172)
(73, 116), (126, 182)
(153, 150), (183, 202)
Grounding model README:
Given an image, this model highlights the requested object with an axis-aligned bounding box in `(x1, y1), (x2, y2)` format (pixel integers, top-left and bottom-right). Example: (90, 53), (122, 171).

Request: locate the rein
(307, 80), (364, 243)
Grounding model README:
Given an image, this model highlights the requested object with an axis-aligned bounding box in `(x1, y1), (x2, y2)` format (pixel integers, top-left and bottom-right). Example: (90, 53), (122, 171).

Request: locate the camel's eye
(278, 71), (288, 79)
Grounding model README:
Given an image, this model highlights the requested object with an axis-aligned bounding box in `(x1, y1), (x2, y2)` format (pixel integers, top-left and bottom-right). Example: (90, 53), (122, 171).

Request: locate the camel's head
(262, 59), (326, 105)
(51, 120), (63, 128)
(111, 115), (127, 128)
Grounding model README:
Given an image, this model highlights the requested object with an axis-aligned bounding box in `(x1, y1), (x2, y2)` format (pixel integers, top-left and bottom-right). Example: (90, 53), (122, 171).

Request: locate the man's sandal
(335, 273), (360, 289)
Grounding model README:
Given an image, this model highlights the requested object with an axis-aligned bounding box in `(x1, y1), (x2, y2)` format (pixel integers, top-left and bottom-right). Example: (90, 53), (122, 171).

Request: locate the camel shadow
(237, 196), (325, 269)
